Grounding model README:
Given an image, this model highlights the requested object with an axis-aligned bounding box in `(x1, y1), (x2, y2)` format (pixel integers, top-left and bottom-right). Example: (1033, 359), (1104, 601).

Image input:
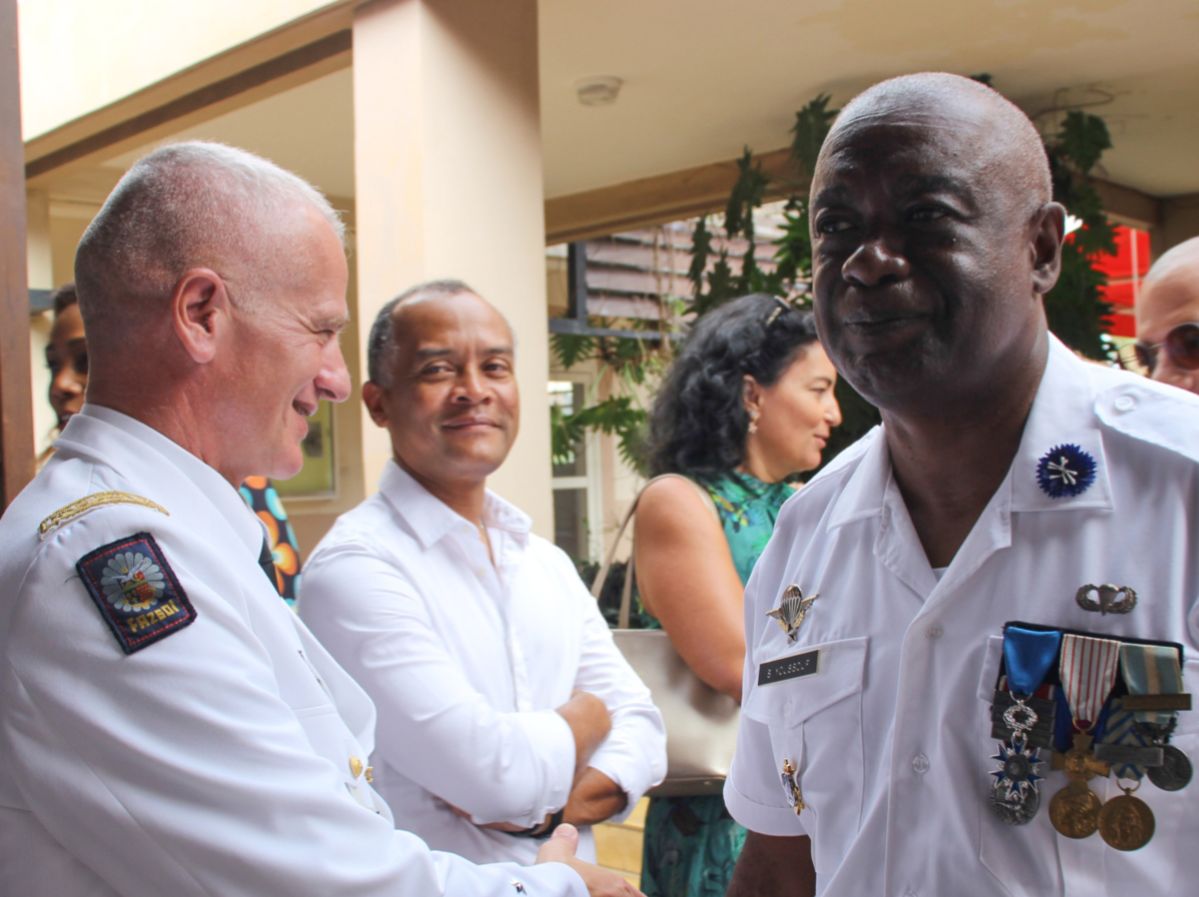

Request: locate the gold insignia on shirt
(767, 585), (819, 643)
(38, 491), (169, 539)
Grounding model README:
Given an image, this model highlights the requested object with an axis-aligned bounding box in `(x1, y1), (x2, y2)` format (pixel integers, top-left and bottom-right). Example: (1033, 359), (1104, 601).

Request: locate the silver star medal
(767, 585), (819, 643)
(989, 737), (1044, 825)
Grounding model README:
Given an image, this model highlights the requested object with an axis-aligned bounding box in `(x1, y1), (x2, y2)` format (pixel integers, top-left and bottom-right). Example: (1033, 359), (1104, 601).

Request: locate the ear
(171, 268), (231, 364)
(1029, 201), (1066, 297)
(742, 374), (763, 413)
(362, 380), (390, 428)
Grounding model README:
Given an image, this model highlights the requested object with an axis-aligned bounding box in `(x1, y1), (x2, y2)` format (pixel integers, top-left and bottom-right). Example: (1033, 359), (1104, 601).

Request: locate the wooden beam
(545, 147), (1168, 247)
(1, 0), (34, 510)
(26, 29), (351, 181)
(546, 147), (805, 245)
(1093, 178), (1162, 230)
(24, 2), (353, 178)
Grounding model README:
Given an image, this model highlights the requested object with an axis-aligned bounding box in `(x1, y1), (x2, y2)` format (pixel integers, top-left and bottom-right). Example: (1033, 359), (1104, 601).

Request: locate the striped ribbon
(1059, 633), (1121, 731)
(1104, 643), (1183, 778)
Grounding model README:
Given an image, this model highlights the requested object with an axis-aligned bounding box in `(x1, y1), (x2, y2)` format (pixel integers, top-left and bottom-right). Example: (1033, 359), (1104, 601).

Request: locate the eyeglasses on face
(1134, 322), (1199, 375)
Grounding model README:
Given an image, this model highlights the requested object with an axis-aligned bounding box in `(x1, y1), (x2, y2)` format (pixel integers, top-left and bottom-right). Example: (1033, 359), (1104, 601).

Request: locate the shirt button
(1113, 394), (1136, 412)
(912, 753), (930, 775)
(926, 624), (943, 640)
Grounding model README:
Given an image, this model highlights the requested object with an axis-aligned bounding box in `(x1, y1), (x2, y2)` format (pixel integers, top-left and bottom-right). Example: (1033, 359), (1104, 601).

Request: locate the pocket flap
(744, 636), (868, 726)
(976, 634), (1004, 703)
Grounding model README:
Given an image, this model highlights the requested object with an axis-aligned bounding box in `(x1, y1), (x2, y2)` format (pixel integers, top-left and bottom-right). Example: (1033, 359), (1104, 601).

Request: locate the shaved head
(1136, 236), (1199, 393)
(829, 72), (1051, 213)
(1142, 237), (1199, 293)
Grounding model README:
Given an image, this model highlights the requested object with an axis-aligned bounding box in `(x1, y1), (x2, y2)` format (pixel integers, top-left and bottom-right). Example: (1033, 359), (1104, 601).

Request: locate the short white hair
(75, 141), (344, 329)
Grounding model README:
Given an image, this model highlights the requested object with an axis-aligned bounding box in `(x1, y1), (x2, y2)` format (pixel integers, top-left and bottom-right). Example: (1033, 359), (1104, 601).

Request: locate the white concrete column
(351, 0), (552, 533)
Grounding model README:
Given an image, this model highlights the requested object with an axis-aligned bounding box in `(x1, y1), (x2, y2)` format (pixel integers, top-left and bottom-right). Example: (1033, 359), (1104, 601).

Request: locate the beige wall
(17, 0), (345, 140)
(351, 0), (553, 535)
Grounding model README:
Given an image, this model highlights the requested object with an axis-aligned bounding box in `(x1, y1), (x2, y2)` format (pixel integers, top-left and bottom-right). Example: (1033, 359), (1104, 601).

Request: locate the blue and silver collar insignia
(1036, 443), (1096, 499)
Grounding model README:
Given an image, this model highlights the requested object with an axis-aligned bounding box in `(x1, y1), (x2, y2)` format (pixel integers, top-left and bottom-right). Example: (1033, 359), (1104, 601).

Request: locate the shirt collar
(826, 334), (1113, 529)
(378, 459), (531, 550)
(61, 404), (266, 556)
(1008, 335), (1112, 512)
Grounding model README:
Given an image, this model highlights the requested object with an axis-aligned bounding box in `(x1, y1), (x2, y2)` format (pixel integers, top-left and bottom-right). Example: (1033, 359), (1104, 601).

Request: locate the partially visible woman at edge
(633, 293), (842, 897)
(40, 283), (303, 604)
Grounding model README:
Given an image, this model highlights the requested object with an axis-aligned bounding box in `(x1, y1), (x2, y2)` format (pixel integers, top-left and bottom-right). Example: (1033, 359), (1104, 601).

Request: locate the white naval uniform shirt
(726, 337), (1199, 897)
(0, 406), (585, 897)
(299, 461), (666, 865)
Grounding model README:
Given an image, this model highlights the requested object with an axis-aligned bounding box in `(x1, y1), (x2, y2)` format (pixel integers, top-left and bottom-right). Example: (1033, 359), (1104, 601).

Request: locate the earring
(748, 409), (759, 435)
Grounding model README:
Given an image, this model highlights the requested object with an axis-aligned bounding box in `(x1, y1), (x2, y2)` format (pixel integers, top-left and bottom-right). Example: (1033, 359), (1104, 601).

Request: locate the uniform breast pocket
(745, 636), (868, 876)
(977, 639), (1199, 897)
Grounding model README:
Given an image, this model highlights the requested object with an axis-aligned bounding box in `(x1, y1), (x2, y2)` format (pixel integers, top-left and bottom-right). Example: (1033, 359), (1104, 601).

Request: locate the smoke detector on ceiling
(575, 76), (623, 107)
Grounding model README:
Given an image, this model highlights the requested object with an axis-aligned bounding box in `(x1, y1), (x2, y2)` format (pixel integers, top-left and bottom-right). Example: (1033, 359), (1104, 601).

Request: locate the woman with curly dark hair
(633, 292), (841, 897)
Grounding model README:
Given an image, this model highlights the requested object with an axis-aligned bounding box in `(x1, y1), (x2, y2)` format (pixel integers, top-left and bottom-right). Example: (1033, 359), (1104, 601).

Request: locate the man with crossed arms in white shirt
(300, 281), (666, 865)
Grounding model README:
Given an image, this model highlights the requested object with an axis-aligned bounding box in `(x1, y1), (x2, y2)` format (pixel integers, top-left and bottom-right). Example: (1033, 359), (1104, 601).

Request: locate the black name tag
(758, 649), (819, 686)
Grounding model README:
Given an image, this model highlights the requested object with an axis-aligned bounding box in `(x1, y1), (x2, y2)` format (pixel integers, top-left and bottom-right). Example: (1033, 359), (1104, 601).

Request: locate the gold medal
(1049, 733), (1109, 839)
(1049, 780), (1103, 838)
(1098, 788), (1155, 851)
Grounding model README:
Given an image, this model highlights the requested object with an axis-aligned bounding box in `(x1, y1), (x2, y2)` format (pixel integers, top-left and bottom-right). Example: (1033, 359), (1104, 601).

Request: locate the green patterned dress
(640, 471), (793, 897)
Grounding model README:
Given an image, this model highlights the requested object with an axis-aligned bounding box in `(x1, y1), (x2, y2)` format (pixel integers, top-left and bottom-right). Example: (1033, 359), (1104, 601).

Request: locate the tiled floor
(594, 797), (648, 887)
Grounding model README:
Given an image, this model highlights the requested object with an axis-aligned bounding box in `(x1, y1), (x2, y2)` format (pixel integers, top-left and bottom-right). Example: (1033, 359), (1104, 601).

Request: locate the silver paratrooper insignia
(767, 585), (819, 643)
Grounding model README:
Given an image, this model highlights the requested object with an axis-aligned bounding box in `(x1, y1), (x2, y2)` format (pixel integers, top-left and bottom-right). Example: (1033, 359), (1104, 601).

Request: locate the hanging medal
(1143, 717), (1193, 792)
(780, 758), (805, 815)
(1116, 642), (1193, 793)
(988, 626), (1060, 825)
(1049, 633), (1120, 839)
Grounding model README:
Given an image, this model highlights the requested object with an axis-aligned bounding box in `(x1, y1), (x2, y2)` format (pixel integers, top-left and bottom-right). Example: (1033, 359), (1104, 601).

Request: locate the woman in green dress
(633, 293), (842, 896)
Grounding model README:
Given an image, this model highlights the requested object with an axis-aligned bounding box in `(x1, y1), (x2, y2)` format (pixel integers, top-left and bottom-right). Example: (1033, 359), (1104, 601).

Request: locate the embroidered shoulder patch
(75, 532), (196, 654)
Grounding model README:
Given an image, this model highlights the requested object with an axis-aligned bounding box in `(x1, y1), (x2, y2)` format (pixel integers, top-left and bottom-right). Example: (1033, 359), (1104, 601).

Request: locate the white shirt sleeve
(563, 564), (667, 816)
(1, 509), (586, 897)
(300, 543), (579, 827)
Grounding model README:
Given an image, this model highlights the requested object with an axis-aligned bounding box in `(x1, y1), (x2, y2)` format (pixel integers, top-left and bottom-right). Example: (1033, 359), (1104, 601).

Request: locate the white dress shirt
(300, 461), (666, 864)
(0, 406), (585, 897)
(726, 337), (1199, 897)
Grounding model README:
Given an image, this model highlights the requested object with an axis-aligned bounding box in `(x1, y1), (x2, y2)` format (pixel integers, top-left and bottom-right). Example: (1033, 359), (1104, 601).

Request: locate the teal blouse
(704, 471), (794, 586)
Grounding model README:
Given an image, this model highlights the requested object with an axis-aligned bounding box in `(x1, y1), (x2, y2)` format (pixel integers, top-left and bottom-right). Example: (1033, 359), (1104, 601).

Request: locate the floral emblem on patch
(1035, 443), (1096, 499)
(100, 550), (166, 612)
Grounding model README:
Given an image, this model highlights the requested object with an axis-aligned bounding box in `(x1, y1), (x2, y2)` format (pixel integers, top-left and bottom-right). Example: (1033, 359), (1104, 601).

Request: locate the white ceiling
(96, 0), (1199, 208)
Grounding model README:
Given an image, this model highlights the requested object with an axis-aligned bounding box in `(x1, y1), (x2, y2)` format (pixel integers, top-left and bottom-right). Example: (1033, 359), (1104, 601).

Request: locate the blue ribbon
(1004, 626), (1062, 696)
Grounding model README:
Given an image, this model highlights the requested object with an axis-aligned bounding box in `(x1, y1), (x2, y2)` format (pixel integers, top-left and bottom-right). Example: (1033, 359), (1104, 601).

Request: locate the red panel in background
(1094, 226), (1151, 281)
(1092, 225), (1150, 338)
(1104, 281), (1136, 308)
(1106, 310), (1136, 338)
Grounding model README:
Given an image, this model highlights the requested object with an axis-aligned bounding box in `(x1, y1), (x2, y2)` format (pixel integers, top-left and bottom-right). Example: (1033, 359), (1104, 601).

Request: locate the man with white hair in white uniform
(0, 141), (639, 897)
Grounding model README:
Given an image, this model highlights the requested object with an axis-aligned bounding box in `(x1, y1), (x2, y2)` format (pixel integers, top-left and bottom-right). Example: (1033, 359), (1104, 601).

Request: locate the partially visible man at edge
(1135, 235), (1199, 395)
(724, 73), (1199, 897)
(0, 140), (639, 897)
(299, 281), (666, 866)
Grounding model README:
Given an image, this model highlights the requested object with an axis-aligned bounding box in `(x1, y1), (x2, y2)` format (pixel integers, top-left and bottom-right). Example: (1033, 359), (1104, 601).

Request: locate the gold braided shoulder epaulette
(38, 491), (170, 539)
